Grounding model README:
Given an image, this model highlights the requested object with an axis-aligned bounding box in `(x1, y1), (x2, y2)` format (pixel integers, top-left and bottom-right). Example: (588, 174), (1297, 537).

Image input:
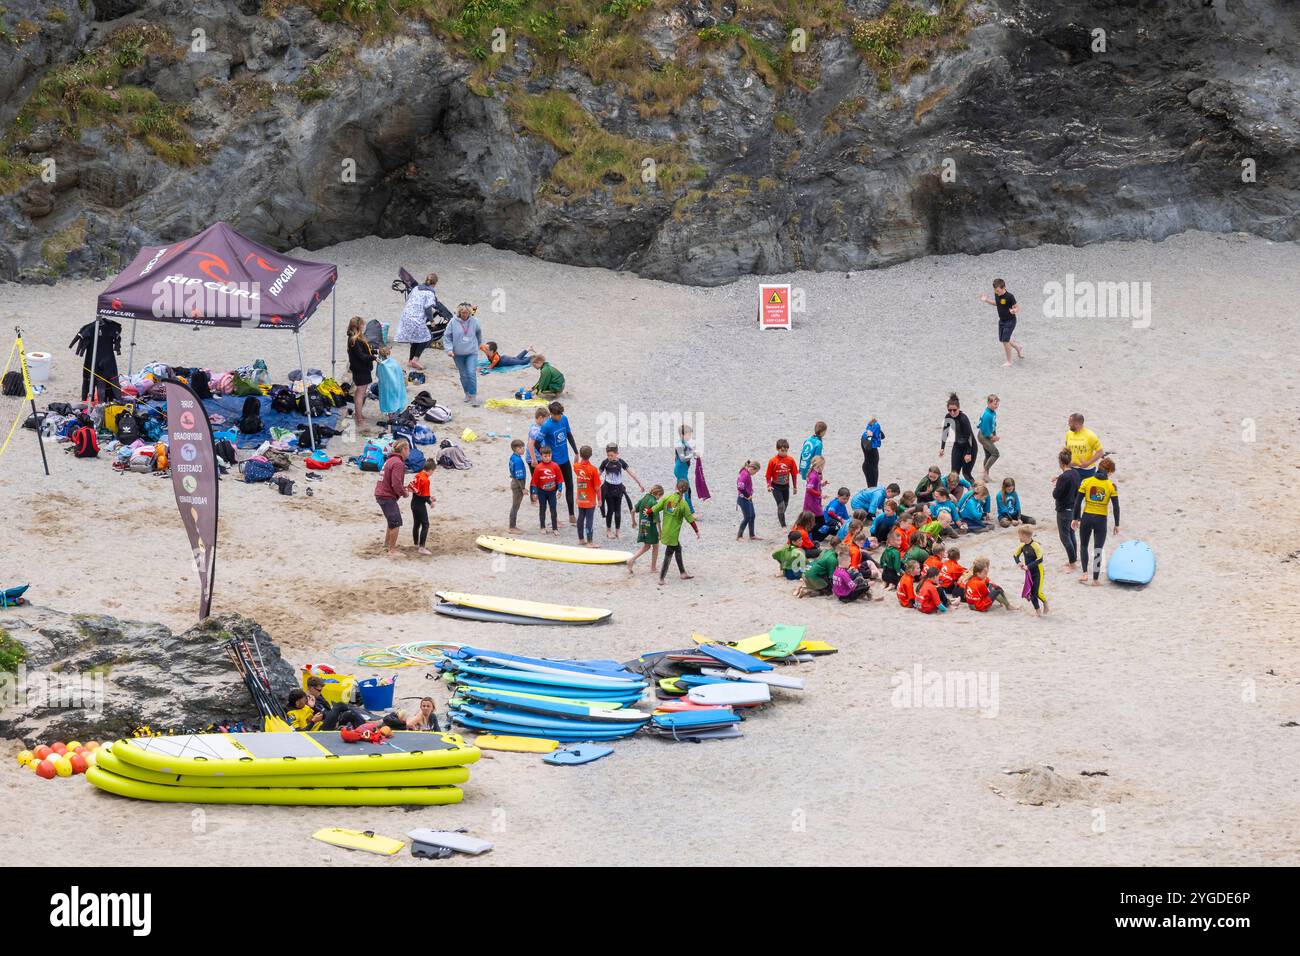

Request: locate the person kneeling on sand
(531, 354), (565, 398)
(796, 545), (838, 598)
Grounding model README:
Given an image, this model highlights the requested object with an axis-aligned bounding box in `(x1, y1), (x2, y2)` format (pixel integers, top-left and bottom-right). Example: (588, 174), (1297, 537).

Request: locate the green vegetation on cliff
(6, 24), (198, 166)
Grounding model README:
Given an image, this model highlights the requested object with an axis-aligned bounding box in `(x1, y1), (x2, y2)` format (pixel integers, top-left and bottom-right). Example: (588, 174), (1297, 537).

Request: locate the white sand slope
(0, 230), (1297, 866)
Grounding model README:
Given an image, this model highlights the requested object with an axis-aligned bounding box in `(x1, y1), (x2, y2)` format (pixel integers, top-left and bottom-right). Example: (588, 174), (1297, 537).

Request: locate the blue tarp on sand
(202, 395), (339, 448)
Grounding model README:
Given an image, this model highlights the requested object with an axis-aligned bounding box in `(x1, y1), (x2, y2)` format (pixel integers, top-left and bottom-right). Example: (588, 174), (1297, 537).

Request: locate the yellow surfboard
(313, 828), (405, 856)
(475, 535), (633, 565)
(437, 591), (612, 623)
(474, 734), (558, 754)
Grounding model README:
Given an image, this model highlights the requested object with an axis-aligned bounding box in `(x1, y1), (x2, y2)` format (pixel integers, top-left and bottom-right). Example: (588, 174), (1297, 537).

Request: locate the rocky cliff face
(0, 0), (1296, 285)
(0, 610), (299, 744)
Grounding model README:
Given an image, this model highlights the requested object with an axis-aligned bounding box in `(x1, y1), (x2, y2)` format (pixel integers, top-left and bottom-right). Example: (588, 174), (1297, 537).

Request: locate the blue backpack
(242, 457), (275, 483)
(358, 441), (384, 472)
(405, 447), (426, 472)
(413, 425), (437, 446)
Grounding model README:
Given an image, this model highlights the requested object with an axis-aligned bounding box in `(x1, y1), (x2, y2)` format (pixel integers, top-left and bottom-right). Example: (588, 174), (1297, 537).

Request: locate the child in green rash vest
(626, 484), (663, 575)
(796, 547), (839, 597)
(652, 480), (699, 585)
(879, 530), (903, 589)
(903, 534), (931, 569)
(772, 530), (805, 580)
(530, 354), (565, 397)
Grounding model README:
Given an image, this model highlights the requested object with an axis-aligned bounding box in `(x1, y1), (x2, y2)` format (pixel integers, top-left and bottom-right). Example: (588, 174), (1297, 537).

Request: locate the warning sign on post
(758, 284), (792, 331)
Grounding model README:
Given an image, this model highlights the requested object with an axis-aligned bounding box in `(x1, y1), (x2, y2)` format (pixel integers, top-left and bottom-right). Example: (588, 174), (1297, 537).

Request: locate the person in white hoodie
(393, 272), (443, 371)
(445, 302), (484, 406)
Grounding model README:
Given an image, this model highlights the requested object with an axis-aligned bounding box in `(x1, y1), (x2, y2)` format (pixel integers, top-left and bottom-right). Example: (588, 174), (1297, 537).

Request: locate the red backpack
(72, 425), (99, 458)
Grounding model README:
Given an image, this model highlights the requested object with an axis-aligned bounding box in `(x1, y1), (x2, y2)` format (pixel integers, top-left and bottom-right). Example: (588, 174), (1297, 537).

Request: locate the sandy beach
(1, 229), (1298, 866)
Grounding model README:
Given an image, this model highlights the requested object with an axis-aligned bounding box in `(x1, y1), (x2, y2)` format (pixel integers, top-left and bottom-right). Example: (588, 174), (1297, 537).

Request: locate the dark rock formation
(0, 610), (298, 745)
(0, 0), (1296, 285)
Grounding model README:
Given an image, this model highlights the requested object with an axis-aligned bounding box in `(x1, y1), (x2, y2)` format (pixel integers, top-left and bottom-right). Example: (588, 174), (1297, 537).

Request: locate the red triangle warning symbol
(767, 291), (783, 305)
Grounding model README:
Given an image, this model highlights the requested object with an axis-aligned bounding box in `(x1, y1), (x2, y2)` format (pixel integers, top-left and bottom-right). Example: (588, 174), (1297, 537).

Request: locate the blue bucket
(358, 678), (395, 711)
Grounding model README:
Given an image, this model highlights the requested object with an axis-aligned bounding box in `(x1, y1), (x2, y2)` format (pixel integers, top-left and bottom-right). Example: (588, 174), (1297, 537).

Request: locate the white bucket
(26, 351), (51, 384)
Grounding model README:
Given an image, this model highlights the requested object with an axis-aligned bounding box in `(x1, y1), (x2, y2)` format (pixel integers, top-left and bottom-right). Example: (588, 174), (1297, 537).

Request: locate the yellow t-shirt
(1077, 476), (1117, 516)
(1065, 427), (1102, 467)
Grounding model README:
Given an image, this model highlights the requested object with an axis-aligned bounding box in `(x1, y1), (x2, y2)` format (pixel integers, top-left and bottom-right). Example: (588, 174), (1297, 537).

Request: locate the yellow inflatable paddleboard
(109, 731), (479, 777)
(96, 746), (470, 789)
(313, 828), (405, 855)
(436, 592), (612, 623)
(474, 735), (558, 754)
(475, 535), (632, 565)
(85, 767), (464, 806)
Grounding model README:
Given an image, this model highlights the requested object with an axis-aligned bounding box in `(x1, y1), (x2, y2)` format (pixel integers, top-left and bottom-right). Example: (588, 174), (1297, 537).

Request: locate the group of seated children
(770, 463), (1048, 616)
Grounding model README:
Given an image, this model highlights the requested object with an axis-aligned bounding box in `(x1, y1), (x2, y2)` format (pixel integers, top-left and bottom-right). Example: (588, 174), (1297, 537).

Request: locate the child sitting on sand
(895, 512), (917, 552)
(915, 466), (943, 503)
(820, 486), (852, 539)
(903, 531), (930, 570)
(772, 531), (805, 580)
(626, 484), (663, 574)
(879, 530), (903, 589)
(996, 477), (1034, 527)
(964, 557), (1013, 611)
(792, 511), (820, 557)
(869, 499), (898, 545)
(917, 566), (948, 614)
(929, 486), (961, 526)
(938, 548), (967, 600)
(840, 507), (869, 542)
(958, 483), (992, 531)
(896, 559), (921, 608)
(796, 545), (839, 598)
(832, 546), (873, 602)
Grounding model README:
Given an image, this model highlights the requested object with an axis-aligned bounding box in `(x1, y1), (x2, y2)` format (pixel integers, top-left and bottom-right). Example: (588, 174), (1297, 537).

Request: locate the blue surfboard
(543, 745), (614, 766)
(1107, 539), (1156, 585)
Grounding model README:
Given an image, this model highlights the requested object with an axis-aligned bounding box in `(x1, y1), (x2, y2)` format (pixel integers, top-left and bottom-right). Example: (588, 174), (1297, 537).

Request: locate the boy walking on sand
(980, 279), (1024, 366)
(574, 445), (602, 547)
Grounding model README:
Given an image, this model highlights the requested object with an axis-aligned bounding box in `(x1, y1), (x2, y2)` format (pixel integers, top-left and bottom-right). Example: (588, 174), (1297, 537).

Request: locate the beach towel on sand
(201, 396), (338, 449)
(478, 358), (528, 375)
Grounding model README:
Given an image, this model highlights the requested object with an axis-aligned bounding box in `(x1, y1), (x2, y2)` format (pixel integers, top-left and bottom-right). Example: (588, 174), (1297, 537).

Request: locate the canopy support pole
(87, 317), (101, 405)
(295, 327), (316, 452)
(127, 319), (138, 377)
(330, 293), (337, 380)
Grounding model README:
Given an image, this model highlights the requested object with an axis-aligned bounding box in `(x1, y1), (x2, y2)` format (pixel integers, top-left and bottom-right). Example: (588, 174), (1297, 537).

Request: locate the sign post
(165, 380), (219, 620)
(758, 284), (792, 331)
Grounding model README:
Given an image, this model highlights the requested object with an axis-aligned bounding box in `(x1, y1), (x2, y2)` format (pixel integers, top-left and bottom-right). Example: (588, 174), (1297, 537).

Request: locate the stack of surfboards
(84, 731), (481, 806)
(644, 626), (824, 741)
(441, 646), (650, 742)
(434, 591), (612, 626)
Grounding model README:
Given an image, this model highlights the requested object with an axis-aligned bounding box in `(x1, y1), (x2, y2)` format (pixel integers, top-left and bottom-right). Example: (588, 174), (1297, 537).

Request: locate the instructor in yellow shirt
(1064, 413), (1104, 478)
